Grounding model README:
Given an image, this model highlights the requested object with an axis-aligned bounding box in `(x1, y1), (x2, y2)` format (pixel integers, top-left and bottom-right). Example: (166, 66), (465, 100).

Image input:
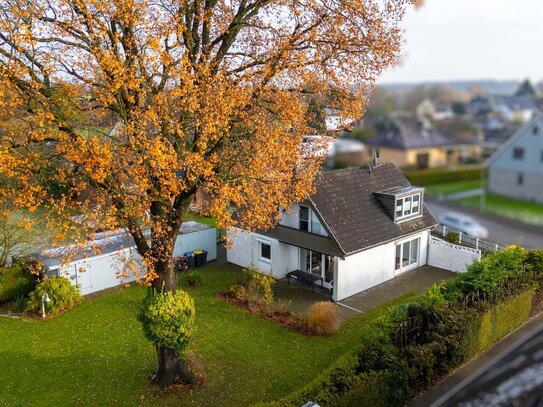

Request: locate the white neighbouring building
(227, 162), (438, 301)
(486, 115), (543, 204)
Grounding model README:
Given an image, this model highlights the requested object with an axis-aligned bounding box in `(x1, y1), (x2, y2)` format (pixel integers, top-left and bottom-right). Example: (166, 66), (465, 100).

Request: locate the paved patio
(337, 266), (456, 317)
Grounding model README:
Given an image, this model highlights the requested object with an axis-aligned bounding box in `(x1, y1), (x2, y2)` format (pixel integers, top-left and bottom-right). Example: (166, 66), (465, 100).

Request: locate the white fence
(432, 225), (505, 252)
(428, 236), (481, 273)
(43, 222), (217, 295)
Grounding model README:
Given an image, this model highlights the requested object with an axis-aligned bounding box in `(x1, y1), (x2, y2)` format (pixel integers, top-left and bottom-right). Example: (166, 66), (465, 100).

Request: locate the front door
(394, 237), (420, 275)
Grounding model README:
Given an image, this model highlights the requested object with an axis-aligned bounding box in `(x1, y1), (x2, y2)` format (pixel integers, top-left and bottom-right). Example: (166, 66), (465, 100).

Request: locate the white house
(227, 162), (438, 301)
(39, 221), (217, 295)
(486, 115), (543, 203)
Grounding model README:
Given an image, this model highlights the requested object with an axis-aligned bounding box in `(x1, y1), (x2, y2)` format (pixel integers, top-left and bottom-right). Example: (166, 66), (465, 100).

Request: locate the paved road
(426, 200), (543, 249)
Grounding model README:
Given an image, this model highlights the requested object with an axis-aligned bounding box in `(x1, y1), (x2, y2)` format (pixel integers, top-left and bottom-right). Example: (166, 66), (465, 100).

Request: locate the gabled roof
(366, 117), (475, 150)
(308, 163), (436, 255)
(496, 95), (538, 111)
(485, 115), (543, 168)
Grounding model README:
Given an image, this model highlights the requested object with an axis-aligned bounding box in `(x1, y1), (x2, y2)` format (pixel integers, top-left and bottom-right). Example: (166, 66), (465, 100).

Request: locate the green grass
(184, 211), (217, 228)
(456, 193), (543, 226)
(424, 179), (483, 197)
(0, 264), (417, 407)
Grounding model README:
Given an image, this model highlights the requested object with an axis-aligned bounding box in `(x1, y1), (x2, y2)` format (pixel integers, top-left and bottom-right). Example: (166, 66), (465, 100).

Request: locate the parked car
(438, 212), (489, 239)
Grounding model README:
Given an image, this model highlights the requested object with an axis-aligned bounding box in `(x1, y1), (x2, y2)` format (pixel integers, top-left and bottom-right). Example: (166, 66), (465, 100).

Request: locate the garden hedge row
(0, 263), (36, 303)
(404, 166), (485, 186)
(264, 247), (542, 407)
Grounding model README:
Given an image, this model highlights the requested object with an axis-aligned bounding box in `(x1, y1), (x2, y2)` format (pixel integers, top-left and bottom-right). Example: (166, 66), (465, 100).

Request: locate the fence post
(495, 244), (499, 251)
(459, 232), (462, 244)
(442, 226), (446, 237)
(476, 238), (479, 250)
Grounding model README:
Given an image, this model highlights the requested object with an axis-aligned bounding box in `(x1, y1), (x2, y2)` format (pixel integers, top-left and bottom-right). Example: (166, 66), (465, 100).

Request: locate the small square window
(260, 242), (271, 260)
(513, 147), (525, 160)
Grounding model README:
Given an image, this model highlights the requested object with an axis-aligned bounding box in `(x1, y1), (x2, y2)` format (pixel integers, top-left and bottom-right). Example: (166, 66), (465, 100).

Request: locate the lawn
(456, 193), (543, 226)
(0, 263), (416, 407)
(424, 179), (483, 197)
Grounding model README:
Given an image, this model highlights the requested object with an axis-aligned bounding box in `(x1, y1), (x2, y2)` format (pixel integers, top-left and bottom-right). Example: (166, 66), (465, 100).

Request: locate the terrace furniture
(286, 270), (323, 292)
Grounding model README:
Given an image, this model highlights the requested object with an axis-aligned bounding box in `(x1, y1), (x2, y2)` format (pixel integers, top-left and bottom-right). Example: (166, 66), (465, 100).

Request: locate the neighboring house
(494, 95), (539, 124)
(38, 221), (217, 295)
(416, 99), (454, 121)
(227, 162), (437, 301)
(486, 115), (543, 203)
(365, 116), (481, 169)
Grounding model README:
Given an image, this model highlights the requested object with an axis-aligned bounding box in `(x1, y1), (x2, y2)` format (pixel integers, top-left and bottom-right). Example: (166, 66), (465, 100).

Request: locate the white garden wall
(428, 236), (480, 273)
(45, 223), (216, 295)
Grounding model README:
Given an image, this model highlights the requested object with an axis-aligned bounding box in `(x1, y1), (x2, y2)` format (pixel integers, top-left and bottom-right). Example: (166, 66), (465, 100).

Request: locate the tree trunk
(151, 245), (196, 388)
(154, 346), (196, 388)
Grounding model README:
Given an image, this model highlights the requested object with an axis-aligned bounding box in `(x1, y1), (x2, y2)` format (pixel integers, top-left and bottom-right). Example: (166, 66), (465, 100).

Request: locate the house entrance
(299, 249), (333, 288)
(395, 237), (420, 275)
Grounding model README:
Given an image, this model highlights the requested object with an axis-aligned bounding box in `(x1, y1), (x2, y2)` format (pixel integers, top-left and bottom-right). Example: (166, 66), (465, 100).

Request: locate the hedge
(464, 287), (536, 359)
(0, 264), (36, 303)
(266, 247), (542, 407)
(404, 166), (485, 186)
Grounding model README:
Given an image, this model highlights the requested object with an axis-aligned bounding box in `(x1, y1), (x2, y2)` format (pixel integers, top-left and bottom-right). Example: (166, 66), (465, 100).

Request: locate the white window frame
(394, 236), (421, 273)
(395, 193), (422, 222)
(258, 240), (272, 263)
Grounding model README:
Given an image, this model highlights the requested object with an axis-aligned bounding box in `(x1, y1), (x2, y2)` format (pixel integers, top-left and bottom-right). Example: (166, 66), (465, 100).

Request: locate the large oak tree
(0, 0), (410, 387)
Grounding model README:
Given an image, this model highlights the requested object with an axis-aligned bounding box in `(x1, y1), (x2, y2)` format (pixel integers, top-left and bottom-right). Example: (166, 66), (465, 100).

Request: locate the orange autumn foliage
(0, 0), (411, 286)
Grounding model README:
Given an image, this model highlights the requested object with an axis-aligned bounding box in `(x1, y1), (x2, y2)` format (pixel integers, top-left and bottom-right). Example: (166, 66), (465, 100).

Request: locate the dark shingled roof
(308, 163), (437, 255)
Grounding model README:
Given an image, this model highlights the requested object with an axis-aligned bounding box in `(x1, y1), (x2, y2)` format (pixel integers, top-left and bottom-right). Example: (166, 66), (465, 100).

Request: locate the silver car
(438, 212), (489, 239)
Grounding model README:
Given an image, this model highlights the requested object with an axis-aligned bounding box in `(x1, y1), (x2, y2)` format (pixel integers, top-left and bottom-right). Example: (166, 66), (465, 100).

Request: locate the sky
(379, 0), (543, 85)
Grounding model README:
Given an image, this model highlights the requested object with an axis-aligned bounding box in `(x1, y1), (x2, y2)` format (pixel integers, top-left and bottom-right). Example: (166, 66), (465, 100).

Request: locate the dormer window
(374, 185), (424, 224)
(395, 193), (421, 221)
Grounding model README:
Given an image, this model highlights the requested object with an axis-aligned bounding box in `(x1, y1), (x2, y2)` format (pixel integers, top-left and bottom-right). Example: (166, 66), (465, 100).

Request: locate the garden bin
(184, 251), (195, 268)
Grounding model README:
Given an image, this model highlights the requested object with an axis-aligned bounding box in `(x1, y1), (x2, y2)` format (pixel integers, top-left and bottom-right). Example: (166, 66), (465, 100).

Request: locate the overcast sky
(378, 0), (543, 84)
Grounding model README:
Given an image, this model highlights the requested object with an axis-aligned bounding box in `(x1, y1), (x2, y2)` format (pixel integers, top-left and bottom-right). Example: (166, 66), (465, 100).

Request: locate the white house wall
(335, 230), (429, 301)
(227, 227), (298, 279)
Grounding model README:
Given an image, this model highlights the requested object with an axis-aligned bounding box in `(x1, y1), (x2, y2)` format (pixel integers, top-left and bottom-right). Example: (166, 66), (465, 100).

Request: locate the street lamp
(42, 293), (51, 319)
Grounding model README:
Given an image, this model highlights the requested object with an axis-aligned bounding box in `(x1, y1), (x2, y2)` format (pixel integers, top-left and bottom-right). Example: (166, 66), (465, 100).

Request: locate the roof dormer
(374, 186), (425, 223)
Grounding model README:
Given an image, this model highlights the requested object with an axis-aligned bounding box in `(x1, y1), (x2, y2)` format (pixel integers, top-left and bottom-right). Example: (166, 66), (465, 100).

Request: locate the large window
(395, 237), (420, 271)
(395, 193), (422, 221)
(299, 205), (325, 235)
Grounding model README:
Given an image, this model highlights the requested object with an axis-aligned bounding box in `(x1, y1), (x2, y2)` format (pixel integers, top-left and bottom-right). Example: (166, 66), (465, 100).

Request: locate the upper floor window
(395, 194), (422, 221)
(513, 147), (525, 160)
(299, 206), (309, 231)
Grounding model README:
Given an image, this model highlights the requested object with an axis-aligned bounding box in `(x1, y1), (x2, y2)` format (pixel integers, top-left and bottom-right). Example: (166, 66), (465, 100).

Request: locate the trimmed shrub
(26, 277), (82, 315)
(0, 264), (36, 303)
(139, 288), (195, 356)
(304, 301), (341, 336)
(465, 287), (535, 358)
(183, 271), (203, 288)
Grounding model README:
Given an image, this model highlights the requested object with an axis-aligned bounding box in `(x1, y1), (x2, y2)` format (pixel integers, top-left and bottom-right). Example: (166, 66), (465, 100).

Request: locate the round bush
(26, 276), (82, 315)
(139, 289), (195, 356)
(183, 271), (203, 288)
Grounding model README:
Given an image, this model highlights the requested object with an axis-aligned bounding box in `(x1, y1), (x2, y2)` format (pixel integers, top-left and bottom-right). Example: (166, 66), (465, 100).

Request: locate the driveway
(337, 266), (456, 316)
